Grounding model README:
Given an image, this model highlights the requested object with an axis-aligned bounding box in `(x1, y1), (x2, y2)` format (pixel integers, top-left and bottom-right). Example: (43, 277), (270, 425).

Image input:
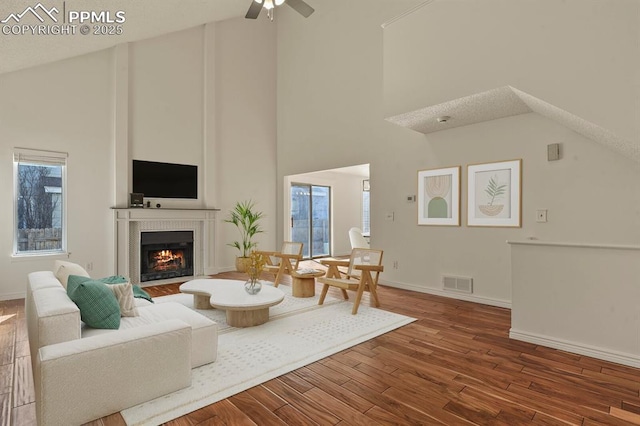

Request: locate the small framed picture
(417, 166), (461, 226)
(467, 159), (522, 227)
(129, 193), (144, 208)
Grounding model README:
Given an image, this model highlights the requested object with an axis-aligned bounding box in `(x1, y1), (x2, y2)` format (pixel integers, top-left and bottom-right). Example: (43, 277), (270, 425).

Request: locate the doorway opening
(285, 164), (370, 259)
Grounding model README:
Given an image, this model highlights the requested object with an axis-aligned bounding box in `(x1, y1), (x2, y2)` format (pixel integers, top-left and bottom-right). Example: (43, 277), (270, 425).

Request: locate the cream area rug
(120, 283), (415, 426)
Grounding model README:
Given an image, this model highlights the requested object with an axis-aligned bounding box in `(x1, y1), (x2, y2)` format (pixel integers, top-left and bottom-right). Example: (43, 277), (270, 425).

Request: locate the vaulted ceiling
(4, 0), (639, 165)
(0, 0), (248, 74)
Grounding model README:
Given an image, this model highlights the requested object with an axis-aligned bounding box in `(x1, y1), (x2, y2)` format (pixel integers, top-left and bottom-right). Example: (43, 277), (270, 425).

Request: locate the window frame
(362, 179), (370, 236)
(13, 148), (68, 257)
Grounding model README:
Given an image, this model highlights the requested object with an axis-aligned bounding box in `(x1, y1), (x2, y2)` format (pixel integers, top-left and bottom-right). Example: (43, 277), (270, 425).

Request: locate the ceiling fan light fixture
(245, 0), (314, 20)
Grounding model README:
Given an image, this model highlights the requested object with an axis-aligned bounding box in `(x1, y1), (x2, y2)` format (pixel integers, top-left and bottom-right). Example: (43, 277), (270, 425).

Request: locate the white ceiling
(0, 0), (249, 74)
(3, 1), (637, 164)
(385, 86), (531, 134)
(328, 164), (370, 178)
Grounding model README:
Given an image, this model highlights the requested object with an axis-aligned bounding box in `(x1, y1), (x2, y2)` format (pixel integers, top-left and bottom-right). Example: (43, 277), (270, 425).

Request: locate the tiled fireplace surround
(113, 208), (219, 285)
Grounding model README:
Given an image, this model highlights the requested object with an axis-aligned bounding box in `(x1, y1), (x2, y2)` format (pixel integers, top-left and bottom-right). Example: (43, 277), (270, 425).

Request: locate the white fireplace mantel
(113, 208), (220, 285)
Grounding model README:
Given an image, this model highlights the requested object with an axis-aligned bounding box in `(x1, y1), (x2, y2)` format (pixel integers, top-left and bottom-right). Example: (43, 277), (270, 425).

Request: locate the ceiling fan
(245, 0), (315, 21)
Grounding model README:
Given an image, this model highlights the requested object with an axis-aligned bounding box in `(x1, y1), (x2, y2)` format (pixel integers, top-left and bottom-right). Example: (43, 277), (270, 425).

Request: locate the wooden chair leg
(318, 284), (329, 305)
(340, 289), (349, 300)
(273, 268), (282, 287)
(369, 283), (381, 308)
(274, 259), (294, 288)
(273, 265), (284, 287)
(351, 282), (366, 315)
(363, 273), (380, 307)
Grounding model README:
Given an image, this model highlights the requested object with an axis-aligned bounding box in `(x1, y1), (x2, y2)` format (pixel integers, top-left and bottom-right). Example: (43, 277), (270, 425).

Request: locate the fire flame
(149, 249), (184, 271)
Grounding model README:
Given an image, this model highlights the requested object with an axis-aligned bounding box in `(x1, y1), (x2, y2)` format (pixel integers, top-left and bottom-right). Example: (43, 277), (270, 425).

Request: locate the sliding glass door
(291, 184), (330, 258)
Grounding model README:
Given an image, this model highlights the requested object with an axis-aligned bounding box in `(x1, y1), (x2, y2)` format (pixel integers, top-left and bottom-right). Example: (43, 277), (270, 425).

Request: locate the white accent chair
(348, 227), (369, 249)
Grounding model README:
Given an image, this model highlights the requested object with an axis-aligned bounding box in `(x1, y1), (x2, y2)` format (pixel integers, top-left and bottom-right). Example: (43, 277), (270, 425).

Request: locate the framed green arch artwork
(417, 166), (461, 226)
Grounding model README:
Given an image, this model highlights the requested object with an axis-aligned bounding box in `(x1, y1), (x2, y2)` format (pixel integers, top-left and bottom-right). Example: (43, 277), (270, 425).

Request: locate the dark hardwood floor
(3, 261), (640, 425)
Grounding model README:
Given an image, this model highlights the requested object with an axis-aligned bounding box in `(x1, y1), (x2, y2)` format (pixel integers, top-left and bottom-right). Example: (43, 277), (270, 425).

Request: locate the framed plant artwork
(417, 166), (461, 226)
(467, 159), (522, 227)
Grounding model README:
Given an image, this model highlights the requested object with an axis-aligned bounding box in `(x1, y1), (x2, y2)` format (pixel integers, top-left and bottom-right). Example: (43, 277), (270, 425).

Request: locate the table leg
(193, 294), (213, 309)
(226, 308), (269, 327)
(292, 276), (315, 297)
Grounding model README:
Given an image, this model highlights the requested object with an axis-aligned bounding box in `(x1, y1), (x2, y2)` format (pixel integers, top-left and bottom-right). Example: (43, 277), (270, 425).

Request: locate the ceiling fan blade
(245, 0), (263, 19)
(286, 0), (315, 18)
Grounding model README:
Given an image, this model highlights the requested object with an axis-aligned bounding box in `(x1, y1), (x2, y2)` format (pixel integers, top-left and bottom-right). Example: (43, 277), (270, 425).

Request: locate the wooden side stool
(290, 269), (325, 297)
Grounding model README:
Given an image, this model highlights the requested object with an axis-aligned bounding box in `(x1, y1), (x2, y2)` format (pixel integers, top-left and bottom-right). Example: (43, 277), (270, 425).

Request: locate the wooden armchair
(318, 248), (384, 314)
(256, 242), (303, 287)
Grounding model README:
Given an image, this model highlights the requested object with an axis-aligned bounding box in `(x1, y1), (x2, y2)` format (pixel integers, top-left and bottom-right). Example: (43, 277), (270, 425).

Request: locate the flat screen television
(132, 160), (198, 199)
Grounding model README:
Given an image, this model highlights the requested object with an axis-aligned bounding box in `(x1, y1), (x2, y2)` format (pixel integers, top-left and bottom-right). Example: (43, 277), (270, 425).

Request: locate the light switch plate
(385, 212), (394, 221)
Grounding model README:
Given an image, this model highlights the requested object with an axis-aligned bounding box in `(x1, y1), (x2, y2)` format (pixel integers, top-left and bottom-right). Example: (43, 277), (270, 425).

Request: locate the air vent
(442, 275), (473, 293)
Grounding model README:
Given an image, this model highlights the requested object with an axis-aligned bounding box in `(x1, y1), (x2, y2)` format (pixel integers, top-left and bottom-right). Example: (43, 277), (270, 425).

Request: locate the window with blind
(13, 148), (67, 255)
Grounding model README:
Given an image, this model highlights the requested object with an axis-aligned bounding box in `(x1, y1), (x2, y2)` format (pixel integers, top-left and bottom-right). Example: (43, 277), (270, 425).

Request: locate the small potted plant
(224, 200), (265, 272)
(244, 251), (266, 294)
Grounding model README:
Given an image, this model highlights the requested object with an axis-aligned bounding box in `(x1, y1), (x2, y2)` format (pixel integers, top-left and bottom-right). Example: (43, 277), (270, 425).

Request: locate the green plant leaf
(225, 200), (265, 258)
(484, 176), (508, 205)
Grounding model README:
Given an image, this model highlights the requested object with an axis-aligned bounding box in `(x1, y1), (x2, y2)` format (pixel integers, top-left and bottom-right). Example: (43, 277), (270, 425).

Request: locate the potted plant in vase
(244, 250), (266, 294)
(224, 200), (265, 272)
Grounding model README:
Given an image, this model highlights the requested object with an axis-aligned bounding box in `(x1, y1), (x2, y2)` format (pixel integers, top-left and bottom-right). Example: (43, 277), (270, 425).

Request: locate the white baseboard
(203, 267), (220, 276)
(0, 292), (26, 301)
(509, 329), (640, 368)
(379, 279), (511, 309)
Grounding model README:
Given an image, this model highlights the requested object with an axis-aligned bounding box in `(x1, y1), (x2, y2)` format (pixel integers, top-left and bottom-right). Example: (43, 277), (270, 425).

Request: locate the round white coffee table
(179, 279), (284, 327)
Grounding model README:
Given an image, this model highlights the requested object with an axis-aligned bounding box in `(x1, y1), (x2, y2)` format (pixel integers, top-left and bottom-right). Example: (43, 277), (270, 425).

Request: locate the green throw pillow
(96, 275), (154, 303)
(67, 275), (121, 329)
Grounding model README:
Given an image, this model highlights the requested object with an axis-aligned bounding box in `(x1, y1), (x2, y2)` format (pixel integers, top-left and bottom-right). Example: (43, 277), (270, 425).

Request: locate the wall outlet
(385, 212), (395, 221)
(85, 262), (94, 272)
(392, 260), (398, 269)
(536, 209), (548, 223)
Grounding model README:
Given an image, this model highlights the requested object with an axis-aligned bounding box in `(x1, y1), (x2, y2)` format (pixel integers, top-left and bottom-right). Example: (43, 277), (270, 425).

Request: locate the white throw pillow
(54, 260), (90, 289)
(109, 281), (139, 317)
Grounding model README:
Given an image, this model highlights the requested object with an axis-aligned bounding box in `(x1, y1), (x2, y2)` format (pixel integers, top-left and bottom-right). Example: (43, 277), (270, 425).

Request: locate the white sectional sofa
(26, 262), (218, 426)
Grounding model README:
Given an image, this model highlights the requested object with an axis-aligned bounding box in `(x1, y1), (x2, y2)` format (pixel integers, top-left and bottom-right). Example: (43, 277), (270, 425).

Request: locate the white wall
(130, 28), (204, 166)
(383, 113), (640, 304)
(0, 50), (116, 299)
(121, 27), (207, 210)
(213, 17), (277, 268)
(276, 0), (640, 307)
(510, 242), (640, 367)
(0, 17), (277, 299)
(384, 0), (640, 144)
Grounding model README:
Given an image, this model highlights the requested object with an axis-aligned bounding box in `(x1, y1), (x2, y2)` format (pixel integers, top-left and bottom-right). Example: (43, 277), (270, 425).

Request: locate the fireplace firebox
(140, 231), (194, 282)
